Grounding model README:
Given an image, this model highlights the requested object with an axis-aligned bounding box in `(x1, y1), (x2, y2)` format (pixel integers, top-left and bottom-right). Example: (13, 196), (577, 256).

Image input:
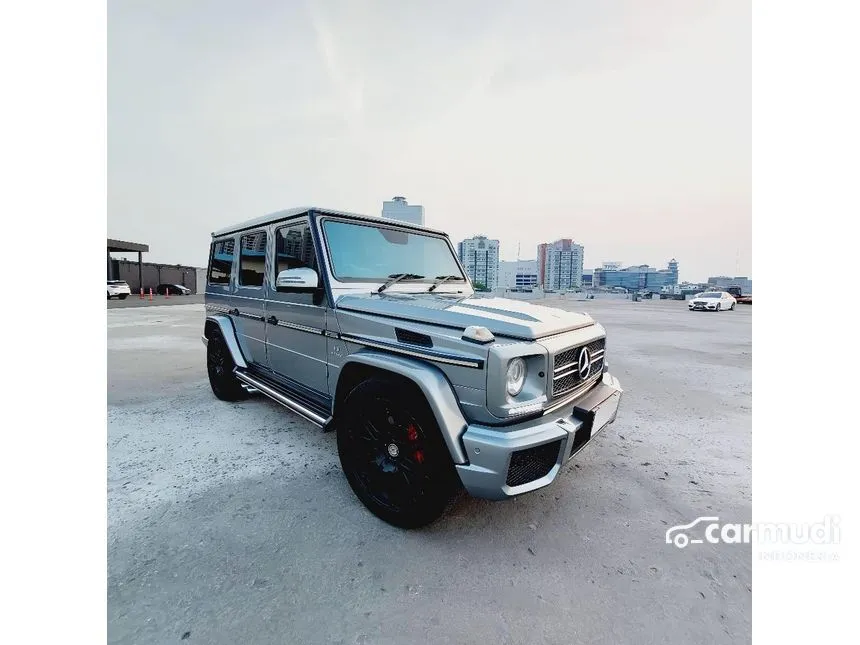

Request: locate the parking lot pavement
(107, 294), (203, 309)
(107, 299), (751, 645)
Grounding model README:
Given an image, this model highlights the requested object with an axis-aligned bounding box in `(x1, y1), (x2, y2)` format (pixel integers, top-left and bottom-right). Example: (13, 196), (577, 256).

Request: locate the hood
(335, 292), (595, 341)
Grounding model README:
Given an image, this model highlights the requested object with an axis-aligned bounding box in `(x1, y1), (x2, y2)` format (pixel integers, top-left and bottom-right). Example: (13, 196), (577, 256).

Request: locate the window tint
(276, 221), (317, 276)
(239, 231), (267, 287)
(208, 238), (235, 285)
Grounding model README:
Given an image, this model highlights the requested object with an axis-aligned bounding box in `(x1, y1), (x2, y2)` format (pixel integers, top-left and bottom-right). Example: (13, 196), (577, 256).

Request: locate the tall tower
(667, 259), (679, 285)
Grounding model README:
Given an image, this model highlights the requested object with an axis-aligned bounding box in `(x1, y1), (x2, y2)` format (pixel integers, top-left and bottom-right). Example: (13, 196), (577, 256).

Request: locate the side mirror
(276, 268), (319, 290)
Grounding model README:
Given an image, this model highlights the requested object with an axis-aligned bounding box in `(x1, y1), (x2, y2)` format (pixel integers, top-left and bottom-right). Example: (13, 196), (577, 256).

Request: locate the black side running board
(234, 369), (332, 429)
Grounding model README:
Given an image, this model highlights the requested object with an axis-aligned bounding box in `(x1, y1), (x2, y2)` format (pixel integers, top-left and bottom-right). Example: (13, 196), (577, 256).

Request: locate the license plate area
(568, 391), (621, 459)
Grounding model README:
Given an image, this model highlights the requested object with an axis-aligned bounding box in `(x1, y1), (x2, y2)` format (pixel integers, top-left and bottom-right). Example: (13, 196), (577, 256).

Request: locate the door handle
(267, 315), (278, 325)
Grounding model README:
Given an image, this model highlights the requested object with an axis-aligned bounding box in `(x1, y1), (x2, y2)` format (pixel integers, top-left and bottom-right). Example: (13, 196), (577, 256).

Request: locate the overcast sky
(108, 0), (750, 282)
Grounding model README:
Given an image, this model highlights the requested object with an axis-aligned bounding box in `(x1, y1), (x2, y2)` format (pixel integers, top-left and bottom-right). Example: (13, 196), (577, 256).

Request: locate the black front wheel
(337, 377), (460, 528)
(206, 330), (248, 401)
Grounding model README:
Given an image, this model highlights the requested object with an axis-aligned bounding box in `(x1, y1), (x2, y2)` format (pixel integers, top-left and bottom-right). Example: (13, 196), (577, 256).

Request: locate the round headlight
(506, 358), (527, 396)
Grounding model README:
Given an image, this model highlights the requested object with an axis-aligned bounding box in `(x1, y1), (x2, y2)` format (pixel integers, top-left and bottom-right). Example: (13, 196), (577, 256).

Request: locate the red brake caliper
(407, 424), (424, 464)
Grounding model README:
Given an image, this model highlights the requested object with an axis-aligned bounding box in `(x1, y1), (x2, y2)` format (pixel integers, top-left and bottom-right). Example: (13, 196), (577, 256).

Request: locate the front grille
(552, 338), (606, 398)
(506, 440), (562, 487)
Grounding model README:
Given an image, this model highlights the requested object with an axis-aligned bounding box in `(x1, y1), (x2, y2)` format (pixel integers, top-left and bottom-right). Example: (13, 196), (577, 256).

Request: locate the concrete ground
(107, 298), (751, 645)
(107, 294), (203, 309)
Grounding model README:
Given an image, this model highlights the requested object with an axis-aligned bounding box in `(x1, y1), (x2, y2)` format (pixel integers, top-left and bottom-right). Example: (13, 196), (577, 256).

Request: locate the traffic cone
(165, 286), (170, 299)
(139, 288), (144, 299)
(149, 287), (153, 301)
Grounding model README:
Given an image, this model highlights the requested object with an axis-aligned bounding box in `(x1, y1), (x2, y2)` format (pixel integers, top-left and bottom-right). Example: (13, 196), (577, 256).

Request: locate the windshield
(322, 219), (465, 284)
(701, 292), (722, 298)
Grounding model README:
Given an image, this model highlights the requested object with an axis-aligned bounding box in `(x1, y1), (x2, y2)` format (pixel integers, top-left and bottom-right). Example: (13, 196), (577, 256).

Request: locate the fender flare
(337, 350), (469, 464)
(204, 315), (248, 369)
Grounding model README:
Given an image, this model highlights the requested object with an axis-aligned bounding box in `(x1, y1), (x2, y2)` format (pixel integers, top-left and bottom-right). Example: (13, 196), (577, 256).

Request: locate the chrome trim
(339, 334), (484, 369)
(205, 304), (232, 314)
(553, 356), (606, 381)
(543, 372), (604, 414)
(554, 349), (604, 374)
(324, 330), (339, 338)
(236, 310), (263, 320)
(274, 319), (323, 335)
(234, 369), (331, 427)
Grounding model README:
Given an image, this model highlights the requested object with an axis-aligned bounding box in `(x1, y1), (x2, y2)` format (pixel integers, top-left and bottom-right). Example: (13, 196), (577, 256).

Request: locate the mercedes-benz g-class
(203, 207), (622, 528)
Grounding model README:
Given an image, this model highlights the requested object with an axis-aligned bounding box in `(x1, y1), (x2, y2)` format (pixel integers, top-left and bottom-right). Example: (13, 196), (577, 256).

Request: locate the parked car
(688, 291), (736, 311)
(202, 207), (623, 528)
(107, 280), (131, 300)
(155, 283), (191, 295)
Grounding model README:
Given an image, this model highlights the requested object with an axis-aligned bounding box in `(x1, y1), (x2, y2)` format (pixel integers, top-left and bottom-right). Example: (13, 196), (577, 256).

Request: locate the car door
(264, 218), (329, 395)
(232, 229), (269, 365)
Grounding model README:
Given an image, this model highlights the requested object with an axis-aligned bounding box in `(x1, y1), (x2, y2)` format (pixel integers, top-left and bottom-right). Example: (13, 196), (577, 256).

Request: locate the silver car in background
(202, 207), (623, 528)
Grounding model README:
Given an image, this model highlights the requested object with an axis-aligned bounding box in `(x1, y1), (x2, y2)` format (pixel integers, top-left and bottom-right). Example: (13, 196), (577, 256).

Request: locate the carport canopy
(107, 238), (149, 289)
(108, 239), (149, 254)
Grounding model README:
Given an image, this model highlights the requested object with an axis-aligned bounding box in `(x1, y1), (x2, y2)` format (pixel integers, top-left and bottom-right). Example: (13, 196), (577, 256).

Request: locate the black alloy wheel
(337, 377), (460, 528)
(206, 330), (248, 401)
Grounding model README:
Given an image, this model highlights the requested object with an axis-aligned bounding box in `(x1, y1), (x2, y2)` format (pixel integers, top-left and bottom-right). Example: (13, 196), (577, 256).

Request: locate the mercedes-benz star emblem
(578, 347), (591, 380)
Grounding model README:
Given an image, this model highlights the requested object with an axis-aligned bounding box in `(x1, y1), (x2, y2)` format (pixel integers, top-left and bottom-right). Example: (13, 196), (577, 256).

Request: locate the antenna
(517, 242), (521, 261)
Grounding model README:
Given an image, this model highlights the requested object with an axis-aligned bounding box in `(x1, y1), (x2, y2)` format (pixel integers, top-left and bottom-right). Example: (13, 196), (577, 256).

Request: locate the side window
(275, 221), (317, 276)
(239, 231), (267, 287)
(208, 238), (235, 285)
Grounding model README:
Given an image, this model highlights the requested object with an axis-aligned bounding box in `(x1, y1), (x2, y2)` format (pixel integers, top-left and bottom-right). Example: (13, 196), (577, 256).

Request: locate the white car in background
(107, 280), (131, 300)
(688, 291), (736, 311)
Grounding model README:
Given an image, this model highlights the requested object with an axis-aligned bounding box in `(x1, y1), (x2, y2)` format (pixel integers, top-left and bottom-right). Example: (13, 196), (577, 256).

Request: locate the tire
(336, 376), (461, 529)
(716, 304), (721, 312)
(206, 330), (249, 402)
(730, 302), (735, 310)
(107, 292), (112, 300)
(119, 294), (128, 300)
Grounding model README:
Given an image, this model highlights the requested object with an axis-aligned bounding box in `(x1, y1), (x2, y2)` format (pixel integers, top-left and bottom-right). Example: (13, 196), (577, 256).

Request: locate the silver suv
(203, 207), (623, 528)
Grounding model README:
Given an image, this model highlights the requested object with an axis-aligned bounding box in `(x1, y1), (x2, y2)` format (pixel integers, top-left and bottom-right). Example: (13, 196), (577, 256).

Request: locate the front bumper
(454, 373), (623, 500)
(689, 302), (716, 310)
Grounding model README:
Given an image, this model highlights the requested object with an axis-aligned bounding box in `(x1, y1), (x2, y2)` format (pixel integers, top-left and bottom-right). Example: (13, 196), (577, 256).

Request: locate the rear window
(239, 231), (267, 287)
(209, 238), (235, 285)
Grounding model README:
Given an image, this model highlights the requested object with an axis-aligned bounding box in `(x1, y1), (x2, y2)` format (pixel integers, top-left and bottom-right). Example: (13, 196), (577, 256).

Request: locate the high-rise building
(381, 196), (425, 226)
(537, 239), (585, 290)
(458, 235), (500, 289)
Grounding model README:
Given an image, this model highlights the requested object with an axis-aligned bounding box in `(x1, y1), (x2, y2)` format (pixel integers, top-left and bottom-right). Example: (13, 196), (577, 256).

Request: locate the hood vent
(395, 328), (433, 347)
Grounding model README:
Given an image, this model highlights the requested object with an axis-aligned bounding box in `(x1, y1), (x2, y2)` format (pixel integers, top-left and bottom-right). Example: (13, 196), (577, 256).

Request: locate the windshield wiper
(427, 274), (463, 292)
(377, 273), (424, 293)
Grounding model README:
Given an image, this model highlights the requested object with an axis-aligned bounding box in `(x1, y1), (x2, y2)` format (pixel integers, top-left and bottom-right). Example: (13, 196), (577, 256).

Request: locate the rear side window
(239, 231), (267, 287)
(208, 238), (235, 285)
